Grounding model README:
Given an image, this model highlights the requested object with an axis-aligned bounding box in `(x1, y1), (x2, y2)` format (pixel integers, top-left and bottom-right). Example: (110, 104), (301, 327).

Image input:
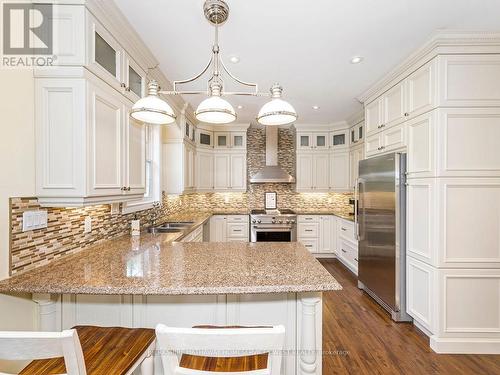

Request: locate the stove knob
(278, 220), (283, 224)
(272, 220), (276, 224)
(252, 219), (256, 224)
(290, 220), (296, 224)
(257, 220), (262, 224)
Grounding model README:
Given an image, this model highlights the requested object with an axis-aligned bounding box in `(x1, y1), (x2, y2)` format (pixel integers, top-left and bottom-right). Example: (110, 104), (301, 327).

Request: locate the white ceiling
(115, 0), (500, 124)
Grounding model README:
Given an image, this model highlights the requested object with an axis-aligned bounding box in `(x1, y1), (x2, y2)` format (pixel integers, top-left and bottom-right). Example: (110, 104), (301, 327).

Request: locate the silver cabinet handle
(354, 258), (358, 262)
(341, 227), (347, 231)
(305, 229), (313, 232)
(341, 249), (347, 253)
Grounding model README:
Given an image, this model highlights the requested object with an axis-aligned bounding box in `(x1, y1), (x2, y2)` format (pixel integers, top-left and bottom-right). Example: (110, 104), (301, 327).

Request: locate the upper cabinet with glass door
(349, 121), (364, 146)
(214, 132), (246, 149)
(296, 133), (329, 150)
(87, 14), (124, 91)
(198, 129), (214, 149)
(330, 129), (348, 150)
(123, 54), (146, 101)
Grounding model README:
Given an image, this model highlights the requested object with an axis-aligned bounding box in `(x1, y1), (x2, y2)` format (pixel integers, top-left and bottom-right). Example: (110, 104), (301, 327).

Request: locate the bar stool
(0, 325), (155, 375)
(155, 324), (285, 374)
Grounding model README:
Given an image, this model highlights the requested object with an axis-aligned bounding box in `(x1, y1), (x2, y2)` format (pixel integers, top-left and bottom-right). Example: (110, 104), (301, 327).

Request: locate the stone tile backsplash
(9, 126), (352, 275)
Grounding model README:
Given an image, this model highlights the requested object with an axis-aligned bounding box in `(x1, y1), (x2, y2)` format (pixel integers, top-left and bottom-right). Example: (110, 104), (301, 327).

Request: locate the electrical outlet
(84, 216), (92, 233)
(22, 211), (48, 232)
(110, 203), (120, 215)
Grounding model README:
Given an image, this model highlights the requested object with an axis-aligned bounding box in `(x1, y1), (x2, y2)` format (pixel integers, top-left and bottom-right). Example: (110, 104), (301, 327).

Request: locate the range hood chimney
(250, 127), (295, 184)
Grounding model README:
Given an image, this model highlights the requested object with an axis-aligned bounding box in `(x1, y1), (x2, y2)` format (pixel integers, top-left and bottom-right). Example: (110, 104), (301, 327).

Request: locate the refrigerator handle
(354, 178), (359, 240)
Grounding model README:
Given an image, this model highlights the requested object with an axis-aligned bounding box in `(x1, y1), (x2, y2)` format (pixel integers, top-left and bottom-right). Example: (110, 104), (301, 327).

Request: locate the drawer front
(298, 215), (320, 223)
(339, 239), (358, 273)
(226, 215), (249, 223)
(300, 238), (319, 253)
(298, 223), (319, 238)
(226, 222), (248, 238)
(338, 220), (355, 241)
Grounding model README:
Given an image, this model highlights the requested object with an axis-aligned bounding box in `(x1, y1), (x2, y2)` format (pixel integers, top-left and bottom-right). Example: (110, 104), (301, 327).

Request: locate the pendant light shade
(130, 80), (176, 125)
(195, 82), (236, 124)
(257, 84), (297, 126)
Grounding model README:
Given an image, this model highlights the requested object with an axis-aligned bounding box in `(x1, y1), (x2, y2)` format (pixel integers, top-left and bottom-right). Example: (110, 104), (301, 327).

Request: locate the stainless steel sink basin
(147, 227), (182, 234)
(164, 221), (195, 227)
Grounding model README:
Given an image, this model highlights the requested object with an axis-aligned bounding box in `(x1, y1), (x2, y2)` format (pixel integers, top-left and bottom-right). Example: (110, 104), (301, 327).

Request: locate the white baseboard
(430, 336), (500, 354)
(412, 320), (433, 338)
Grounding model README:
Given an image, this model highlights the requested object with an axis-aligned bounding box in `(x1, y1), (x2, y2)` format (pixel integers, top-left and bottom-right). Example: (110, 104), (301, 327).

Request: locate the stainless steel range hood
(250, 126), (295, 184)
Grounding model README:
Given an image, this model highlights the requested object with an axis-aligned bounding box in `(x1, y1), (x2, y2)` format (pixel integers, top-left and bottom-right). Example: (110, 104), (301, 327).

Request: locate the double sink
(147, 221), (195, 234)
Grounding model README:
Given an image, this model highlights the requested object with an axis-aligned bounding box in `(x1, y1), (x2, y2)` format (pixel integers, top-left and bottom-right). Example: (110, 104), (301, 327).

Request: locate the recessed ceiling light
(312, 105), (320, 110)
(237, 105), (243, 109)
(229, 56), (240, 64)
(350, 56), (363, 64)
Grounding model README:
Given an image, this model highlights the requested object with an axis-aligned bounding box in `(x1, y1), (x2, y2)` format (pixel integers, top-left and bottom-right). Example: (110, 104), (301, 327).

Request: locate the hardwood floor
(320, 259), (500, 375)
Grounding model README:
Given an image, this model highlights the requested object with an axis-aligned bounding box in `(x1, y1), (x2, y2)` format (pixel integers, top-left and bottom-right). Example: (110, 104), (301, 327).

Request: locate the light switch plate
(22, 211), (48, 232)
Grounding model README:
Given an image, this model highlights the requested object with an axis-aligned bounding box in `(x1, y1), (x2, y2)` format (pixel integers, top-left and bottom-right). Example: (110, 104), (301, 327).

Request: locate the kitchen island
(0, 229), (341, 375)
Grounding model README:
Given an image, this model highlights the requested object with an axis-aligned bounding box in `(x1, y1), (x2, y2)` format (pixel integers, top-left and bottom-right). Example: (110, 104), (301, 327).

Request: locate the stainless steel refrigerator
(356, 152), (412, 322)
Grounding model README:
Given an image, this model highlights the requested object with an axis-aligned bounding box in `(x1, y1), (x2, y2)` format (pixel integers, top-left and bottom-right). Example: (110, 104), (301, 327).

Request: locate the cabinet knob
(404, 112), (409, 117)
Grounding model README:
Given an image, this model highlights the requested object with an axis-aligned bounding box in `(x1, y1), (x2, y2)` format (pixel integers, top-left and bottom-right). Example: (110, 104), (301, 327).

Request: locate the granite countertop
(0, 219), (341, 296)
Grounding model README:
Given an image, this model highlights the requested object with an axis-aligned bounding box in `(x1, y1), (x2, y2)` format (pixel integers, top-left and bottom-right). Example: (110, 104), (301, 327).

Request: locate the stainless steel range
(250, 209), (297, 242)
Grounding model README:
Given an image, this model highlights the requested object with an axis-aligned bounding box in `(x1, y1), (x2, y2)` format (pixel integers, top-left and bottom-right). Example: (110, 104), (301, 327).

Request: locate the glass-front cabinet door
(297, 133), (312, 149)
(89, 16), (123, 90)
(124, 54), (146, 101)
(215, 132), (230, 148)
(231, 132), (246, 149)
(198, 130), (213, 148)
(331, 129), (348, 150)
(314, 133), (329, 149)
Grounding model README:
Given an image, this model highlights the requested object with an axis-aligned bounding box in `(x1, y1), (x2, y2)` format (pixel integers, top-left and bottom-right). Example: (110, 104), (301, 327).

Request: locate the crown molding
(357, 30), (500, 104)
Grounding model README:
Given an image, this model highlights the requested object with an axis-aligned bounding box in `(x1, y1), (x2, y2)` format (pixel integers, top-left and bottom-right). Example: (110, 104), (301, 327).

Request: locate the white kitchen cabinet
(296, 153), (314, 190)
(230, 132), (247, 149)
(406, 256), (436, 334)
(406, 59), (437, 119)
(329, 152), (350, 191)
(365, 98), (383, 136)
(382, 81), (406, 129)
(319, 216), (335, 253)
(210, 215), (227, 242)
(365, 123), (405, 158)
(215, 132), (230, 148)
(350, 121), (364, 146)
(406, 111), (437, 179)
(214, 153), (230, 190)
(87, 12), (124, 93)
(196, 151), (214, 191)
(296, 132), (329, 150)
(210, 215), (249, 242)
(349, 145), (364, 189)
(183, 143), (196, 191)
(198, 129), (214, 148)
(36, 77), (146, 207)
(213, 153), (247, 191)
(230, 154), (247, 190)
(338, 238), (358, 274)
(124, 104), (146, 195)
(297, 215), (336, 256)
(123, 53), (146, 101)
(296, 153), (330, 192)
(330, 129), (348, 150)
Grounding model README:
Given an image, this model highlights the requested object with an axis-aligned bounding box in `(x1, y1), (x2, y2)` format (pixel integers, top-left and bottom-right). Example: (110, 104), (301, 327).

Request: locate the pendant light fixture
(130, 0), (297, 126)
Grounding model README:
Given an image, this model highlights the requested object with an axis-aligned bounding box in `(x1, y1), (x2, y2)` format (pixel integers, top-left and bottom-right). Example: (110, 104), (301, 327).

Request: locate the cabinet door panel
(407, 60), (436, 118)
(319, 216), (335, 253)
(313, 153), (330, 191)
(230, 154), (246, 190)
(214, 154), (230, 190)
(407, 257), (435, 333)
(383, 82), (405, 128)
(88, 82), (123, 196)
(196, 152), (214, 190)
(383, 124), (405, 152)
(365, 133), (382, 157)
(297, 133), (312, 149)
(296, 153), (314, 191)
(365, 99), (382, 136)
(125, 111), (146, 194)
(329, 152), (350, 191)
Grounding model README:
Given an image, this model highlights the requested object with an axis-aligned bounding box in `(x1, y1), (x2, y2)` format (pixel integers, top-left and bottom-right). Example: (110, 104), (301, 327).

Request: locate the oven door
(251, 225), (296, 242)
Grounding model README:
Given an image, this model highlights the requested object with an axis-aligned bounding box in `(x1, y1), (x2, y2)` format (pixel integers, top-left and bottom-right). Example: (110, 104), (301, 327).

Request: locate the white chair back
(0, 329), (86, 375)
(155, 325), (285, 375)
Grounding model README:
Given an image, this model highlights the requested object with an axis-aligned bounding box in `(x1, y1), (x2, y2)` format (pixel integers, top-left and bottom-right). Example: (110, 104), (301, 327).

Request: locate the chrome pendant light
(130, 0), (297, 126)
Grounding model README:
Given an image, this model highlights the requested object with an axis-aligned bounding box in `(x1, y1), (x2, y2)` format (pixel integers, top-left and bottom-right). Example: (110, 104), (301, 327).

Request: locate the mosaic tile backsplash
(9, 126), (352, 275)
